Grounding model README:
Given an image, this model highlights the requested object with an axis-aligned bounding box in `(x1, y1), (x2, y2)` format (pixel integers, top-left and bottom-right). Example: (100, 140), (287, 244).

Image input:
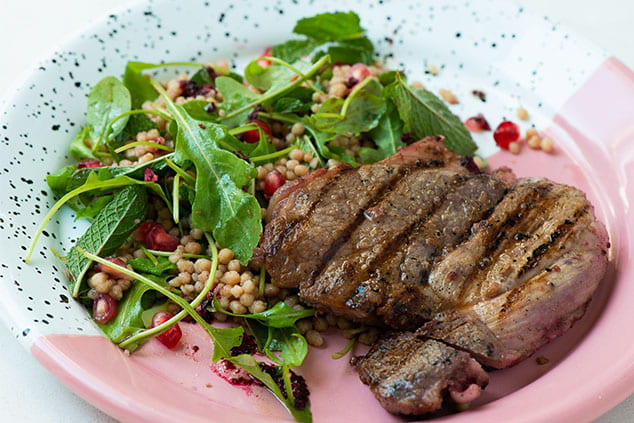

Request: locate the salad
(24, 11), (535, 422)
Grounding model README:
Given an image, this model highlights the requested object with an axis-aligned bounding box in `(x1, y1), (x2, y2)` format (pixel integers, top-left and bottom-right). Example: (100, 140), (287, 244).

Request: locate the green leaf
(272, 86), (314, 114)
(190, 67), (215, 86)
(359, 100), (405, 163)
(385, 74), (477, 156)
(156, 82), (261, 263)
(268, 327), (309, 368)
(215, 76), (258, 128)
(86, 76), (131, 151)
(271, 39), (320, 63)
(210, 326), (246, 362)
(326, 37), (374, 65)
(69, 126), (96, 160)
(128, 256), (177, 276)
(100, 280), (155, 345)
(181, 100), (218, 122)
(117, 113), (158, 142)
(228, 355), (312, 423)
(293, 11), (364, 42)
(47, 165), (78, 197)
(310, 78), (386, 136)
(213, 298), (314, 328)
(74, 195), (113, 220)
(123, 62), (159, 108)
(66, 185), (147, 297)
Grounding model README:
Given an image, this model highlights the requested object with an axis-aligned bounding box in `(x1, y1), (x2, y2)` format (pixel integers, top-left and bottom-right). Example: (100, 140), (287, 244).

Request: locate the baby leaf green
(86, 76), (131, 151)
(293, 11), (364, 42)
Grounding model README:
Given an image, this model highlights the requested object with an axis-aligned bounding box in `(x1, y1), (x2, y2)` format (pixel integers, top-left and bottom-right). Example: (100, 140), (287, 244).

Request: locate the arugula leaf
(385, 74), (477, 156)
(155, 81), (261, 263)
(229, 355), (312, 423)
(293, 11), (364, 42)
(268, 327), (309, 368)
(100, 280), (156, 345)
(65, 185), (147, 297)
(47, 165), (78, 197)
(128, 256), (177, 276)
(86, 76), (131, 151)
(310, 78), (386, 136)
(181, 100), (218, 122)
(213, 298), (315, 328)
(359, 99), (405, 163)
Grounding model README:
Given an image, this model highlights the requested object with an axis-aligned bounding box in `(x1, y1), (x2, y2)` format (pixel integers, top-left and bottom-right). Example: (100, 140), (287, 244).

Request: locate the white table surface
(1, 0), (633, 422)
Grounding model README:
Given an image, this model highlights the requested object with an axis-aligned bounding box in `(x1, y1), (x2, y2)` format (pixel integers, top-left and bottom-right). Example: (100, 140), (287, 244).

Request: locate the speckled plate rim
(0, 1), (633, 422)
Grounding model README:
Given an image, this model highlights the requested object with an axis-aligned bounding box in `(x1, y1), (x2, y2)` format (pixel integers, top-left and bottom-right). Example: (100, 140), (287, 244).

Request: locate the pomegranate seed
(147, 226), (180, 251)
(132, 222), (179, 251)
(144, 168), (158, 182)
(238, 120), (273, 144)
(257, 47), (273, 68)
(93, 294), (117, 324)
(152, 311), (182, 349)
(77, 158), (103, 169)
(94, 257), (133, 280)
(464, 114), (491, 132)
(346, 63), (371, 88)
(493, 121), (521, 149)
(264, 170), (285, 199)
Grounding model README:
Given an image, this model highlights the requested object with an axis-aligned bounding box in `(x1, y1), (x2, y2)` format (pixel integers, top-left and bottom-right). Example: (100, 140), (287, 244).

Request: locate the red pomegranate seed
(348, 63), (371, 81)
(93, 294), (117, 324)
(144, 168), (158, 182)
(239, 120), (273, 144)
(147, 226), (180, 251)
(257, 47), (273, 68)
(152, 311), (182, 349)
(132, 222), (179, 251)
(264, 170), (286, 198)
(493, 121), (521, 149)
(464, 114), (491, 132)
(77, 158), (103, 169)
(94, 257), (133, 280)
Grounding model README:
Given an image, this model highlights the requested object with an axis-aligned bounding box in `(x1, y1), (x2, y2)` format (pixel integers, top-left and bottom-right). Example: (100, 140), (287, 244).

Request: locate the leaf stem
(109, 109), (172, 130)
(224, 55), (330, 120)
(172, 174), (181, 224)
(163, 158), (195, 184)
(250, 146), (294, 163)
(114, 141), (173, 154)
(331, 336), (357, 359)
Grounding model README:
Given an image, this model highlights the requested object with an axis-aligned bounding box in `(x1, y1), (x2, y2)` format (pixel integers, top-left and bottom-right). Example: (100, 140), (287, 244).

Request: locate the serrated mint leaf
(66, 185), (147, 297)
(385, 74), (477, 156)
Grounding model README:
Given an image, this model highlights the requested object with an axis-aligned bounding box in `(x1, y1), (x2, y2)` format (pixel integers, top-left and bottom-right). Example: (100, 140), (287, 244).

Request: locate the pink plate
(1, 1), (633, 422)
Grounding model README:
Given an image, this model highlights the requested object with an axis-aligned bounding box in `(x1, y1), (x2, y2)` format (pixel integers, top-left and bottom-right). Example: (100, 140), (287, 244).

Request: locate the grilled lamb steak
(260, 137), (609, 416)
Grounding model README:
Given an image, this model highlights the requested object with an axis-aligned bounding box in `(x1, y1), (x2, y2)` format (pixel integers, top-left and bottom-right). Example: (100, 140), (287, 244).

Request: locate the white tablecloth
(0, 0), (632, 421)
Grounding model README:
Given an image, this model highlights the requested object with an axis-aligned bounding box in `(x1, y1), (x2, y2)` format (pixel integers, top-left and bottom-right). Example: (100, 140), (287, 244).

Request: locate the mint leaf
(66, 185), (147, 297)
(385, 74), (477, 156)
(294, 11), (364, 42)
(271, 39), (320, 63)
(86, 76), (131, 151)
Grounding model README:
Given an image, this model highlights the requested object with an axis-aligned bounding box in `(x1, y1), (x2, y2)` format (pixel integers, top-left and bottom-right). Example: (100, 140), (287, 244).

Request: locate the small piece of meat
(355, 332), (489, 416)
